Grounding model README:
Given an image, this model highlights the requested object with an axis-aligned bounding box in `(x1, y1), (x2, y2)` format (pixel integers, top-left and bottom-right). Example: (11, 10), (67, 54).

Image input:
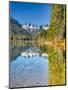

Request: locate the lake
(9, 41), (66, 88)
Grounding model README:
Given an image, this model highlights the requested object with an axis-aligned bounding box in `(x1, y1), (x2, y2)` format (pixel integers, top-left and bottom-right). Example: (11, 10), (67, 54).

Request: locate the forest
(35, 4), (66, 49)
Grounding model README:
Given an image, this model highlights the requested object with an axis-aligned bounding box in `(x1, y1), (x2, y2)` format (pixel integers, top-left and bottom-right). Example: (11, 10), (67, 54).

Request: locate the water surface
(10, 41), (65, 88)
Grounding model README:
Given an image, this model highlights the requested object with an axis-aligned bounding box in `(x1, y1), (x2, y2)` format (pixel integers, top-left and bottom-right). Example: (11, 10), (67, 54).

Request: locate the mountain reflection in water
(9, 41), (65, 88)
(21, 47), (48, 58)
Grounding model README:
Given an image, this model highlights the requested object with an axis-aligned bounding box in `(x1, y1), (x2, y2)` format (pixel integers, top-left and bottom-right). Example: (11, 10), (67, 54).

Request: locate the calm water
(9, 41), (65, 88)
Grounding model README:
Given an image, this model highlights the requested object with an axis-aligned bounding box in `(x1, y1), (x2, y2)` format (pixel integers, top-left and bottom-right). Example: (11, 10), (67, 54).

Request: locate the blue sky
(10, 2), (51, 26)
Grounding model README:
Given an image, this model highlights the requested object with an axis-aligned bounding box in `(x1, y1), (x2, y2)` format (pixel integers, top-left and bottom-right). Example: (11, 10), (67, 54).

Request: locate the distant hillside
(10, 17), (31, 35)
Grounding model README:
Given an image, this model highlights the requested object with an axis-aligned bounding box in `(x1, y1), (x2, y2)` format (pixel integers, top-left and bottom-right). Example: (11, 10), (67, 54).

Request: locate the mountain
(22, 24), (39, 30)
(22, 23), (40, 35)
(10, 17), (49, 38)
(10, 17), (31, 35)
(22, 23), (49, 35)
